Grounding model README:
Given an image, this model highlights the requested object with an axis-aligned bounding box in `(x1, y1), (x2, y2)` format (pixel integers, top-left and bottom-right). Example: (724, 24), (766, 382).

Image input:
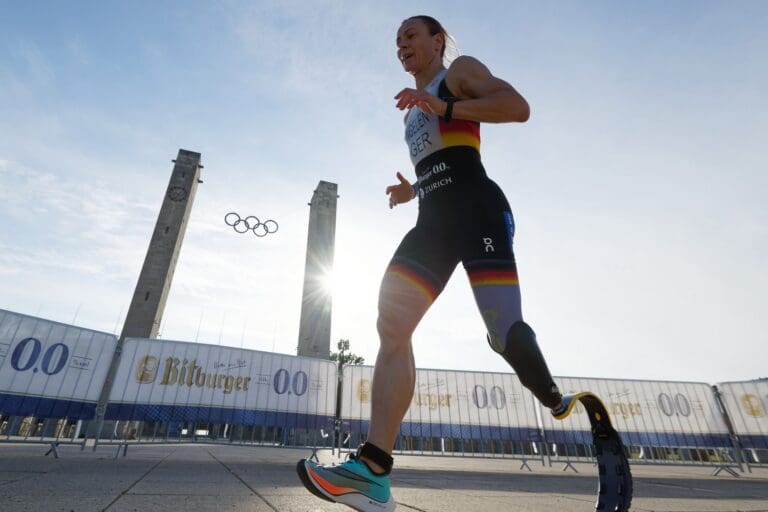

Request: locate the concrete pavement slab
(0, 442), (766, 512)
(109, 495), (276, 512)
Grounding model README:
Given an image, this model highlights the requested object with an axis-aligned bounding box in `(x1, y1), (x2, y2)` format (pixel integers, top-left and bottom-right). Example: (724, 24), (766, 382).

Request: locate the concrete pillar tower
(297, 181), (338, 359)
(91, 149), (202, 442)
(119, 149), (202, 341)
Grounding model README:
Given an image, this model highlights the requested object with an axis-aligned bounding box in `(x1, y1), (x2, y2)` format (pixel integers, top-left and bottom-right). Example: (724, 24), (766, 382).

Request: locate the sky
(1, 0), (766, 385)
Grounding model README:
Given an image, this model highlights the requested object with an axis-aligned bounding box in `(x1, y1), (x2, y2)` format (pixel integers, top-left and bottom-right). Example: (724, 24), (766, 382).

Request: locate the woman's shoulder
(447, 55), (487, 74)
(445, 55), (491, 97)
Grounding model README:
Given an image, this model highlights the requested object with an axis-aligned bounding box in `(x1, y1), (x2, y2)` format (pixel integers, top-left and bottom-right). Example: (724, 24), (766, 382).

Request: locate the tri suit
(387, 68), (562, 409)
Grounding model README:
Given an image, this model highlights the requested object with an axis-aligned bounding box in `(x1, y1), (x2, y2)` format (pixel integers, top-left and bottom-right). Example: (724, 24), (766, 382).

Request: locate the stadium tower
(92, 149), (202, 440)
(297, 181), (338, 359)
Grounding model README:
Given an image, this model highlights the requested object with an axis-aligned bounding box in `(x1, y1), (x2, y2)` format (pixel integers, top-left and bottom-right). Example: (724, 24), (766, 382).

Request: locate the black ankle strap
(358, 442), (393, 475)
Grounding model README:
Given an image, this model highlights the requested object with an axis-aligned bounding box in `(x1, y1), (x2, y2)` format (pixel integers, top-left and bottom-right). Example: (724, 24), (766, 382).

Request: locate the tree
(330, 339), (365, 368)
(330, 339), (364, 448)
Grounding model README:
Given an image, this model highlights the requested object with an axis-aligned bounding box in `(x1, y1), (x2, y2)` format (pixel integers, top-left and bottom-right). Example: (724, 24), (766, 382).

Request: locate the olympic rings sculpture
(224, 212), (279, 237)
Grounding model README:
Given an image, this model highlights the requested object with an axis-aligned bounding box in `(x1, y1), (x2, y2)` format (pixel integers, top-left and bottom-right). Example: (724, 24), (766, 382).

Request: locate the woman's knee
(375, 268), (432, 349)
(376, 314), (413, 351)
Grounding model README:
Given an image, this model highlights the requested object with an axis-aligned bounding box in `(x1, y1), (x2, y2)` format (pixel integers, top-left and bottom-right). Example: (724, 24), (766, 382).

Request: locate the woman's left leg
(460, 194), (563, 409)
(466, 257), (562, 409)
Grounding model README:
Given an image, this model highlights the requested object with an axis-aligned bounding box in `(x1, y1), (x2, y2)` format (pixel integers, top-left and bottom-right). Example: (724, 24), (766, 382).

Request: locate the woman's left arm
(445, 55), (529, 123)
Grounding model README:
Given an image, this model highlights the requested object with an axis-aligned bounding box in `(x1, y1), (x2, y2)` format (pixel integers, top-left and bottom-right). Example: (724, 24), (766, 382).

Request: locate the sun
(320, 271), (336, 296)
(318, 267), (362, 304)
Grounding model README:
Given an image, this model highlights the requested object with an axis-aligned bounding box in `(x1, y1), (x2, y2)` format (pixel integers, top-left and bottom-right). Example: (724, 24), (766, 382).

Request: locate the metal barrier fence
(1, 307), (763, 474)
(716, 380), (768, 467)
(540, 376), (739, 474)
(341, 365), (545, 467)
(98, 337), (337, 452)
(0, 309), (116, 455)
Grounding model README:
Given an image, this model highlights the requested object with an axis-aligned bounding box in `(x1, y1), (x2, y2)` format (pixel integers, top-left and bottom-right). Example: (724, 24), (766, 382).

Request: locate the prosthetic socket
(488, 321), (562, 409)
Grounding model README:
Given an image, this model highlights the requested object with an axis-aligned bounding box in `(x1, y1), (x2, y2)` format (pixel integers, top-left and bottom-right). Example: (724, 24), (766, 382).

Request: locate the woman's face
(396, 19), (442, 74)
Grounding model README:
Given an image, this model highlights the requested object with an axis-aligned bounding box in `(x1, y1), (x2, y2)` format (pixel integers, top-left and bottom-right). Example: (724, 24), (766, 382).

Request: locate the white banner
(717, 380), (768, 449)
(541, 376), (732, 447)
(106, 337), (337, 428)
(0, 309), (117, 419)
(342, 365), (540, 442)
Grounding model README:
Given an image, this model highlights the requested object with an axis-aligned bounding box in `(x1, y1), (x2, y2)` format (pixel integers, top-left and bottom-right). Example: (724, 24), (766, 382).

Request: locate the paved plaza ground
(1, 442), (766, 511)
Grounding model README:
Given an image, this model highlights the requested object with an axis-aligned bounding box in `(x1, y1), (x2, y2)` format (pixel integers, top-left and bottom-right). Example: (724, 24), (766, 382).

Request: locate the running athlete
(298, 15), (566, 511)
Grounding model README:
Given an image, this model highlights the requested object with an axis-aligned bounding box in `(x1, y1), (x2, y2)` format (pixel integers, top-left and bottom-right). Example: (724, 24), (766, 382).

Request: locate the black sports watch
(443, 97), (458, 122)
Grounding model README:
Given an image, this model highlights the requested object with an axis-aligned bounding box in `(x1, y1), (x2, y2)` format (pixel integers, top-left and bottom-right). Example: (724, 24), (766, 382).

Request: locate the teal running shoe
(297, 452), (395, 511)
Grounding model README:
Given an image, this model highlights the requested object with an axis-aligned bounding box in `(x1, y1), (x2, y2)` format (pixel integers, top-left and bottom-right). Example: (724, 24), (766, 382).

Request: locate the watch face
(167, 186), (187, 202)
